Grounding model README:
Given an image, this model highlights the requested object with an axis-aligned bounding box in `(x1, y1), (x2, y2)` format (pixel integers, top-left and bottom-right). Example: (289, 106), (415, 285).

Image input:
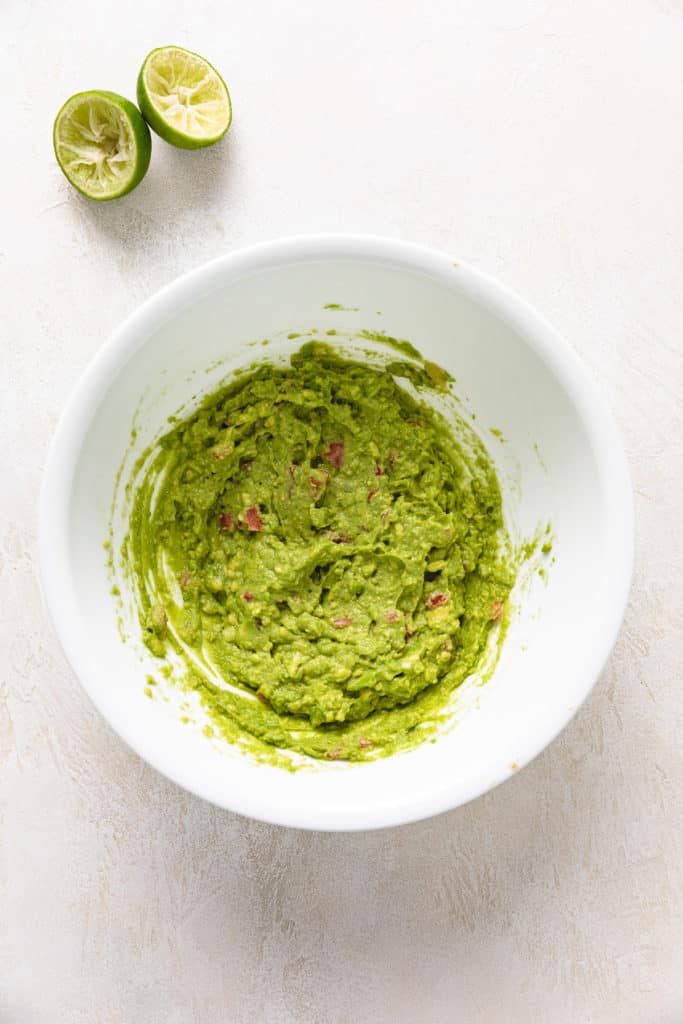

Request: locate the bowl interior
(43, 240), (632, 829)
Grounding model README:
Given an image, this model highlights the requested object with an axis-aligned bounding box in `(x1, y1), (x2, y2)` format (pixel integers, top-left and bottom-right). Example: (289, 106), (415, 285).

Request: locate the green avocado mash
(123, 342), (515, 765)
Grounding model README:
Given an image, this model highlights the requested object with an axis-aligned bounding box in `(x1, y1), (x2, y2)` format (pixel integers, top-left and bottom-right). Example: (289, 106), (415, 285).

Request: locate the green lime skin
(53, 90), (152, 201)
(137, 45), (232, 150)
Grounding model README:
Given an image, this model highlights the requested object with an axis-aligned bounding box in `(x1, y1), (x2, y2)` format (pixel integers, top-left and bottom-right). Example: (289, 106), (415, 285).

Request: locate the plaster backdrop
(1, 0), (682, 1021)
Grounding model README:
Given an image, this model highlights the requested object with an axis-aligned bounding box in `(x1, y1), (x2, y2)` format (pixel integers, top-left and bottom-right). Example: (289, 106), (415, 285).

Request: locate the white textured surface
(1, 0), (682, 1020)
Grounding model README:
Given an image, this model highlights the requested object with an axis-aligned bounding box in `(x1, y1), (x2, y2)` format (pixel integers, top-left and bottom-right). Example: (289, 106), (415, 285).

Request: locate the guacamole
(124, 342), (515, 764)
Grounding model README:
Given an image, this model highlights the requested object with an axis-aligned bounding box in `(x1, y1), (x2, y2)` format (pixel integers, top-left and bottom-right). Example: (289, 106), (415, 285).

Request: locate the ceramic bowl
(39, 236), (633, 830)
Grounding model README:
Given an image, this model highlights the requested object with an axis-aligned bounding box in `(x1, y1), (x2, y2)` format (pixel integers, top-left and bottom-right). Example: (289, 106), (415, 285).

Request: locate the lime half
(137, 46), (232, 149)
(53, 91), (151, 201)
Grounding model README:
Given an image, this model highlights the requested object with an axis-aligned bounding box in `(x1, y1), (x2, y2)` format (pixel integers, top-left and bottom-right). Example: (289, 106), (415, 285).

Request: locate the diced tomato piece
(244, 506), (263, 531)
(323, 441), (345, 468)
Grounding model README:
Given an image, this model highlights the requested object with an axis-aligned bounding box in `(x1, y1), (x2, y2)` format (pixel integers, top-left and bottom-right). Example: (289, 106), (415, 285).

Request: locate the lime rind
(53, 91), (151, 201)
(137, 46), (232, 149)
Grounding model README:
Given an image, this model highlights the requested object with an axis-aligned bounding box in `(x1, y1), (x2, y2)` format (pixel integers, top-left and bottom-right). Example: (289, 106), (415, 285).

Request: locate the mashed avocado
(124, 342), (515, 764)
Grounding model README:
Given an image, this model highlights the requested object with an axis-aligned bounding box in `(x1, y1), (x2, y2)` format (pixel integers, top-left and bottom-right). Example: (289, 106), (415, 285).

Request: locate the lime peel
(53, 91), (151, 201)
(137, 45), (232, 149)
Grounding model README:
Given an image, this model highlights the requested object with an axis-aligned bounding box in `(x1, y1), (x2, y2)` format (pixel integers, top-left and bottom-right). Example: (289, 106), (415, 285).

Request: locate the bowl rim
(38, 233), (634, 831)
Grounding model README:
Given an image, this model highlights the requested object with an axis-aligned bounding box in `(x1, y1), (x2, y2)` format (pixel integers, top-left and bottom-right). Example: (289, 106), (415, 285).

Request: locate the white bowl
(39, 236), (633, 831)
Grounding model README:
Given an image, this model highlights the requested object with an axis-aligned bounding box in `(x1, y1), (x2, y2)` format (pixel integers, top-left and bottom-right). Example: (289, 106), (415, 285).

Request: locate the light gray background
(1, 1), (682, 1021)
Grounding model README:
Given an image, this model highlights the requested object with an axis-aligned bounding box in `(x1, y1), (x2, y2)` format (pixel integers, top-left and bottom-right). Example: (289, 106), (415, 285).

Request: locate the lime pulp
(137, 45), (232, 149)
(53, 91), (151, 201)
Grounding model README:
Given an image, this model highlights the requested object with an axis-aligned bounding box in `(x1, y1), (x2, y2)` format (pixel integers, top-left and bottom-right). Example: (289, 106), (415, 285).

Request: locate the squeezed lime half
(137, 45), (232, 149)
(53, 90), (152, 200)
